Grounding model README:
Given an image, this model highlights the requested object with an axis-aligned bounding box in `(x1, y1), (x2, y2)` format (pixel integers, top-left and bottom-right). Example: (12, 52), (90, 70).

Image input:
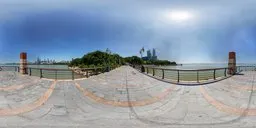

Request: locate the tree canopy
(69, 50), (124, 68)
(69, 50), (176, 68)
(124, 56), (144, 65)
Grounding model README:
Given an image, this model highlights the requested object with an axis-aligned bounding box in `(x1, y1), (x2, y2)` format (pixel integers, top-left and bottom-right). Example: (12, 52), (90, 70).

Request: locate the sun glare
(165, 11), (193, 22)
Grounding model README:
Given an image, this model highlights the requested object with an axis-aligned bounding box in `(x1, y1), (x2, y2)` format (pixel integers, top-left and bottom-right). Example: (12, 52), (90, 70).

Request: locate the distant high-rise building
(36, 57), (41, 64)
(142, 48), (158, 61)
(153, 48), (156, 57)
(147, 50), (152, 60)
(152, 48), (157, 61)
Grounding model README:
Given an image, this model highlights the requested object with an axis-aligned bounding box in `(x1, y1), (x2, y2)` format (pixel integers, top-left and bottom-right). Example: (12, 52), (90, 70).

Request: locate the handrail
(0, 65), (117, 80)
(143, 65), (256, 71)
(28, 67), (107, 71)
(144, 67), (227, 71)
(138, 65), (256, 84)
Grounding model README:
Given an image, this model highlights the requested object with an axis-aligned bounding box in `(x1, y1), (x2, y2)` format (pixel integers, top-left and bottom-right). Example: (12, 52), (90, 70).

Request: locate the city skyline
(0, 0), (256, 63)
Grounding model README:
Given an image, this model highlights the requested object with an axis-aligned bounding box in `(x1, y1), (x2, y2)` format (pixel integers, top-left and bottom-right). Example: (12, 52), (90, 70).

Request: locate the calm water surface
(0, 64), (68, 69)
(163, 63), (256, 70)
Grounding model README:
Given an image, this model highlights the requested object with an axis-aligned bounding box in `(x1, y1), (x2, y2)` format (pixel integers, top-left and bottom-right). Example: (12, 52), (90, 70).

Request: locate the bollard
(40, 69), (42, 78)
(72, 71), (74, 80)
(197, 71), (199, 82)
(213, 69), (216, 80)
(162, 69), (164, 79)
(86, 71), (89, 78)
(141, 66), (145, 73)
(177, 70), (180, 83)
(55, 70), (57, 80)
(29, 68), (32, 76)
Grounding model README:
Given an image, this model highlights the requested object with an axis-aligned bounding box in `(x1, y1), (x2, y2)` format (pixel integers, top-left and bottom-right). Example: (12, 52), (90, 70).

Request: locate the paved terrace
(0, 66), (255, 128)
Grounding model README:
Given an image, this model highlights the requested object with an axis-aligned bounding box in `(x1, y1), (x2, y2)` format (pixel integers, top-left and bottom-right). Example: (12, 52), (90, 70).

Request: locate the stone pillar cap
(229, 52), (236, 59)
(20, 52), (27, 59)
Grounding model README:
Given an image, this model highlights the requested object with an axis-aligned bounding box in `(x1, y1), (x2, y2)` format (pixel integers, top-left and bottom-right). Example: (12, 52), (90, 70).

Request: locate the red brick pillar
(228, 52), (236, 75)
(20, 52), (28, 74)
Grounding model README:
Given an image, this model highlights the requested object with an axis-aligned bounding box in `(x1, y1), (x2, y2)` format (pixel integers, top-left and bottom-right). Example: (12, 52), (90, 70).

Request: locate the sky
(0, 0), (256, 63)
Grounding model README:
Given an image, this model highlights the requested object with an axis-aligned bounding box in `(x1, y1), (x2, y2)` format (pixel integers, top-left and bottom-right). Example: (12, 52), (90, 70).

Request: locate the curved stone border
(230, 76), (254, 81)
(42, 77), (88, 82)
(223, 77), (256, 91)
(0, 81), (56, 116)
(0, 80), (41, 91)
(200, 86), (256, 116)
(0, 72), (18, 81)
(75, 82), (175, 107)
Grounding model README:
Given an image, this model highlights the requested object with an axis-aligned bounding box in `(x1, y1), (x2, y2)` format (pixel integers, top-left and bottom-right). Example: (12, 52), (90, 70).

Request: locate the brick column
(228, 52), (236, 75)
(20, 52), (28, 74)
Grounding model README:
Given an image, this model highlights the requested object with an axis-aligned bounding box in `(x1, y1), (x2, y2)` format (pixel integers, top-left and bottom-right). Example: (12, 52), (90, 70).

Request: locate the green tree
(124, 56), (143, 65)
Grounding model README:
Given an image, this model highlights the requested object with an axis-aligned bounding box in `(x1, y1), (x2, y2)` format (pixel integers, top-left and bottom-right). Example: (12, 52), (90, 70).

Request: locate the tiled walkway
(0, 66), (255, 128)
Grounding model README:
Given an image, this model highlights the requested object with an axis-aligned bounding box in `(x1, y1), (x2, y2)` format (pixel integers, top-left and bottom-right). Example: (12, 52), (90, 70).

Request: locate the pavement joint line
(0, 79), (41, 91)
(74, 81), (176, 107)
(225, 77), (256, 91)
(0, 80), (56, 116)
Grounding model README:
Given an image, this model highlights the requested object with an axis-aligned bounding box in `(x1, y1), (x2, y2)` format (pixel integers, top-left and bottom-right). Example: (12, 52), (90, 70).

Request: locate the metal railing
(0, 66), (117, 80)
(137, 65), (256, 83)
(0, 66), (20, 72)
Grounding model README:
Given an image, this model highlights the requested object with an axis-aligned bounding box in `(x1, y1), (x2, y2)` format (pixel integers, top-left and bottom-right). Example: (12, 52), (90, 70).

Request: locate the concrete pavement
(0, 66), (255, 127)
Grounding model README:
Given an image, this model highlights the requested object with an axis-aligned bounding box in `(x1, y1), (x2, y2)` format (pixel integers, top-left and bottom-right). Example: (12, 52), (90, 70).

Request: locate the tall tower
(152, 48), (157, 60)
(228, 52), (236, 75)
(147, 50), (152, 60)
(153, 48), (156, 57)
(20, 52), (28, 74)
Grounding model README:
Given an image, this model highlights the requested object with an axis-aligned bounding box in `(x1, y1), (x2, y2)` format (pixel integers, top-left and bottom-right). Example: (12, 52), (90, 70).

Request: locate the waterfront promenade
(0, 66), (255, 127)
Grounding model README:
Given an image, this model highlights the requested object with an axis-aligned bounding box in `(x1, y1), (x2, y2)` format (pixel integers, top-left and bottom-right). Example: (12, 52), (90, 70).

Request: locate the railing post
(29, 68), (31, 76)
(153, 68), (155, 76)
(86, 71), (89, 78)
(40, 69), (42, 78)
(224, 68), (226, 77)
(197, 71), (199, 83)
(162, 69), (164, 79)
(213, 69), (216, 80)
(177, 70), (180, 83)
(55, 70), (57, 80)
(72, 70), (74, 80)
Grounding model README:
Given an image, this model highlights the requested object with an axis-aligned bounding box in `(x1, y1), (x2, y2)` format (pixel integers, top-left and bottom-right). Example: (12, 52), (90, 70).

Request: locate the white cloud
(0, 0), (256, 62)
